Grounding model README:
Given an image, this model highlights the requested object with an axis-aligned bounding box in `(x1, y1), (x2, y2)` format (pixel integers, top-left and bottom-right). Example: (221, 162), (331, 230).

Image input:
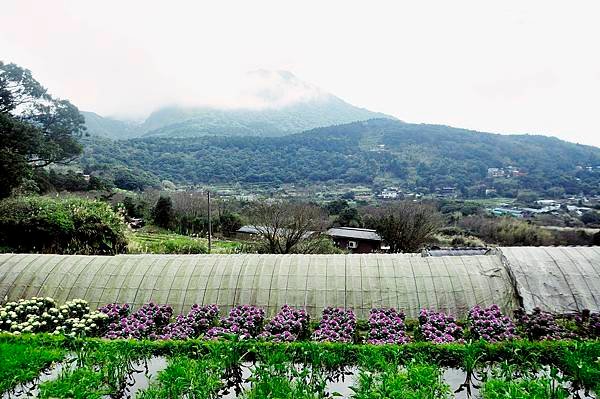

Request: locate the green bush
(0, 196), (127, 255)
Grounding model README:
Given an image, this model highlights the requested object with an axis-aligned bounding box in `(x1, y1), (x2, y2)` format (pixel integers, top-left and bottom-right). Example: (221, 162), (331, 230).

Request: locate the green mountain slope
(80, 119), (600, 197)
(83, 70), (394, 139)
(82, 111), (139, 139)
(140, 97), (393, 137)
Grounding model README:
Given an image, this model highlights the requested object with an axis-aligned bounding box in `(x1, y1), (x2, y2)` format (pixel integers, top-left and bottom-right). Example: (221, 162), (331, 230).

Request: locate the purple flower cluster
(259, 305), (310, 342)
(312, 307), (356, 343)
(98, 303), (131, 323)
(588, 312), (600, 338)
(468, 304), (516, 342)
(514, 307), (572, 340)
(366, 308), (411, 344)
(419, 309), (463, 344)
(104, 302), (173, 339)
(206, 305), (265, 339)
(157, 304), (219, 340)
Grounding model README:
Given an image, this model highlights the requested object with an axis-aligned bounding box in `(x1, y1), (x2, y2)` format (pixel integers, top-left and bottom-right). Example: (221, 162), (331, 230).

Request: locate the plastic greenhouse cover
(500, 246), (600, 313)
(0, 253), (521, 318)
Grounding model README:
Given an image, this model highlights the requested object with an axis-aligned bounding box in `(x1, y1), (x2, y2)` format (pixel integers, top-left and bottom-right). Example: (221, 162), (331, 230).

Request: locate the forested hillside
(81, 119), (600, 197)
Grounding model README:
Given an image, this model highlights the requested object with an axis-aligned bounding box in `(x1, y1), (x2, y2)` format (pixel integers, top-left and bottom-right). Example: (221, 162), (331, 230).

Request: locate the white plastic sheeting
(0, 253), (517, 318)
(500, 246), (600, 313)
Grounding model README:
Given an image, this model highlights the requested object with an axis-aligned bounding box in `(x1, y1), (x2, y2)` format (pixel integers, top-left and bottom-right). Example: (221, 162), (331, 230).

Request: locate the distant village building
(491, 207), (524, 218)
(326, 227), (383, 253)
(487, 166), (526, 178)
(487, 168), (505, 178)
(436, 187), (457, 198)
(379, 188), (400, 200)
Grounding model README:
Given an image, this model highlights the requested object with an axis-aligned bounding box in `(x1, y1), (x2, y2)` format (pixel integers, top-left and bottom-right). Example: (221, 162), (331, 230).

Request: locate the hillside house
(326, 227), (383, 253)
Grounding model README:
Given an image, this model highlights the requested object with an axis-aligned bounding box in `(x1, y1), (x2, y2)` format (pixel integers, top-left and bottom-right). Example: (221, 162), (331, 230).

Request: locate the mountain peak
(240, 69), (329, 108)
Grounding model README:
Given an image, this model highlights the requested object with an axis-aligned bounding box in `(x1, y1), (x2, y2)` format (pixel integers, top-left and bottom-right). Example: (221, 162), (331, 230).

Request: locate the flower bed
(206, 305), (265, 339)
(0, 297), (108, 337)
(104, 303), (173, 339)
(468, 304), (516, 342)
(259, 305), (310, 342)
(419, 309), (463, 343)
(312, 307), (356, 343)
(157, 304), (219, 340)
(4, 296), (600, 344)
(514, 307), (573, 340)
(366, 308), (410, 344)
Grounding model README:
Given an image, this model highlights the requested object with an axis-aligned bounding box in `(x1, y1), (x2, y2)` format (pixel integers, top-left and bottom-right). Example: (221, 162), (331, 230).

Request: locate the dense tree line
(80, 119), (600, 197)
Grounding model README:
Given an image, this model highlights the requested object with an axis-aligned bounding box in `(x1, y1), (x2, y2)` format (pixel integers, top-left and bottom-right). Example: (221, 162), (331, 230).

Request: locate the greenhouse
(2, 247), (600, 398)
(1, 247), (599, 318)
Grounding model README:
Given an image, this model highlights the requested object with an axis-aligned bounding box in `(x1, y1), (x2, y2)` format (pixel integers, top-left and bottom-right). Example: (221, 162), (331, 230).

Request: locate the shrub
(312, 307), (356, 343)
(152, 196), (175, 230)
(98, 303), (131, 324)
(366, 308), (411, 344)
(103, 303), (173, 339)
(157, 304), (220, 340)
(206, 305), (265, 339)
(468, 304), (516, 342)
(419, 309), (463, 343)
(514, 308), (573, 340)
(259, 305), (310, 342)
(0, 297), (109, 337)
(0, 196), (127, 255)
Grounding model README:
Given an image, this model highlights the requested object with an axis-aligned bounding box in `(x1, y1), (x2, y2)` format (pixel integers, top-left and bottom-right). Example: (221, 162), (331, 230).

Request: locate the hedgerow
(0, 196), (127, 255)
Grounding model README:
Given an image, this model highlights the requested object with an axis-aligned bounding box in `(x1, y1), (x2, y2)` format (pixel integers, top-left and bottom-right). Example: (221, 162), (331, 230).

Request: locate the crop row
(2, 297), (600, 344)
(1, 336), (599, 398)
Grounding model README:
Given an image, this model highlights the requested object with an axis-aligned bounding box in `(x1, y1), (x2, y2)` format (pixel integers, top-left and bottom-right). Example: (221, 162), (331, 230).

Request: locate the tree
(0, 62), (85, 197)
(581, 211), (600, 226)
(152, 196), (175, 230)
(219, 211), (243, 236)
(365, 201), (442, 253)
(247, 202), (326, 254)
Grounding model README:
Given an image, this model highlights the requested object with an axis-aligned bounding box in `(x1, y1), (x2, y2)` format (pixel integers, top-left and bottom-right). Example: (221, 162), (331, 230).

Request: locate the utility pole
(207, 190), (212, 253)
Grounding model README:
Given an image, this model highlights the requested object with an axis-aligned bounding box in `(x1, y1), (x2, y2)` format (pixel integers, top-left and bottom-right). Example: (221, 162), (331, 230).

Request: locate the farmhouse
(326, 227), (383, 253)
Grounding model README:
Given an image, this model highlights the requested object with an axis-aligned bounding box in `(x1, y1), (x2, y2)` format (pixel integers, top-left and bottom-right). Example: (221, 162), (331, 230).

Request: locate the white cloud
(1, 0), (599, 147)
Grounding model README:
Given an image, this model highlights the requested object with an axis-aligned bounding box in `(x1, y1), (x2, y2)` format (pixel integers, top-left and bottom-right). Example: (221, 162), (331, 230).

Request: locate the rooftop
(326, 227), (382, 241)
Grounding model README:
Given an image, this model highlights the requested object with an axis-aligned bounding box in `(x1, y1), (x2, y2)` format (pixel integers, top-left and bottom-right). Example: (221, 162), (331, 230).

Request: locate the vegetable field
(1, 297), (600, 398)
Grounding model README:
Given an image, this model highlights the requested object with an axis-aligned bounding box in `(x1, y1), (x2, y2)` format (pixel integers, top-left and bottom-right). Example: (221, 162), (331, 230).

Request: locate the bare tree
(247, 202), (327, 254)
(365, 201), (442, 253)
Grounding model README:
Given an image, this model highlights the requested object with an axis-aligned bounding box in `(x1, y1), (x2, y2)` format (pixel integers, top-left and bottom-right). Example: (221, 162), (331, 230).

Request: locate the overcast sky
(2, 1), (599, 147)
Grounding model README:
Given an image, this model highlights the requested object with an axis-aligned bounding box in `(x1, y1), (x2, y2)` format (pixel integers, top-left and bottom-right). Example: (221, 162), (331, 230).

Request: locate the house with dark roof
(326, 227), (383, 253)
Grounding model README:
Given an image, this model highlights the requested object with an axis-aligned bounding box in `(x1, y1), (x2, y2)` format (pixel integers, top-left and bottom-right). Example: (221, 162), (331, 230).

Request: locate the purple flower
(366, 308), (411, 345)
(206, 305), (265, 340)
(419, 309), (463, 344)
(312, 307), (356, 343)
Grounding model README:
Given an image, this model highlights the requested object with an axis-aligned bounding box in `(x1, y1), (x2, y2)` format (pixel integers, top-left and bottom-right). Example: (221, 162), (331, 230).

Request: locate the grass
(127, 227), (245, 254)
(0, 342), (65, 393)
(137, 356), (223, 399)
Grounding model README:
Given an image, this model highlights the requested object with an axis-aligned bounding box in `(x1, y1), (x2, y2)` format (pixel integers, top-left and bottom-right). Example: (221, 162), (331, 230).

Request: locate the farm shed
(0, 253), (517, 319)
